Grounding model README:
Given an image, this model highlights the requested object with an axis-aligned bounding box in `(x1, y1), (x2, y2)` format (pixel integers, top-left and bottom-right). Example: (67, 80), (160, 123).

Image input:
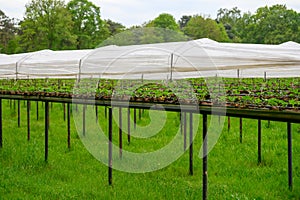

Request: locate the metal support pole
(134, 108), (137, 130)
(180, 112), (182, 135)
(0, 99), (2, 148)
(36, 101), (39, 121)
(258, 119), (261, 163)
(67, 103), (71, 149)
(27, 101), (30, 141)
(184, 112), (187, 150)
(119, 107), (123, 158)
(108, 108), (113, 185)
(287, 122), (293, 190)
(228, 116), (231, 132)
(95, 105), (98, 122)
(45, 101), (49, 162)
(63, 103), (66, 121)
(17, 100), (20, 127)
(127, 108), (131, 143)
(170, 53), (174, 81)
(83, 105), (86, 136)
(240, 117), (243, 143)
(189, 112), (193, 175)
(203, 114), (208, 200)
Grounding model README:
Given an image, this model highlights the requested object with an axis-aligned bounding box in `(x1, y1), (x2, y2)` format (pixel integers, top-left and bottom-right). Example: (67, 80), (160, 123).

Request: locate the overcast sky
(0, 0), (299, 27)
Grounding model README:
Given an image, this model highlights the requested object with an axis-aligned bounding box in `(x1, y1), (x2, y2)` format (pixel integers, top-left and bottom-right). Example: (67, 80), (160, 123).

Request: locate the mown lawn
(0, 100), (299, 199)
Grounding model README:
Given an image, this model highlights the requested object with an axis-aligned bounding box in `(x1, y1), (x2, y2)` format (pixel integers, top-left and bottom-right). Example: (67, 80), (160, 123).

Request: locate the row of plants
(0, 77), (299, 111)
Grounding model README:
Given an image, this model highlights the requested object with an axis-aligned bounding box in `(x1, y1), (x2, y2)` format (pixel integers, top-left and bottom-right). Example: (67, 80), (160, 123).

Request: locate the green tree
(99, 27), (189, 47)
(0, 10), (19, 53)
(184, 15), (229, 42)
(241, 5), (300, 44)
(20, 0), (76, 51)
(67, 0), (109, 49)
(105, 19), (125, 36)
(216, 7), (242, 41)
(146, 13), (180, 31)
(178, 15), (192, 30)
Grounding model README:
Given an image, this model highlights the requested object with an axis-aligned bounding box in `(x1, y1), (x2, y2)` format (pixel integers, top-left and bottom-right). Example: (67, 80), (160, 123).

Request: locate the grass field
(0, 100), (299, 199)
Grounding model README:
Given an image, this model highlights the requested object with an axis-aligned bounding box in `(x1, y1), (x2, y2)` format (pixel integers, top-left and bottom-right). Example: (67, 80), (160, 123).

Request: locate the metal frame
(0, 94), (299, 199)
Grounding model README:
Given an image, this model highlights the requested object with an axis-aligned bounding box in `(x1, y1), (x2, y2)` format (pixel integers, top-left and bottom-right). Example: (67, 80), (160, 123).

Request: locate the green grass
(0, 100), (299, 199)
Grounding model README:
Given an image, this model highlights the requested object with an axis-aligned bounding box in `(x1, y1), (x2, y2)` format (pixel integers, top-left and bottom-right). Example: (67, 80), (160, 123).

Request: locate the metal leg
(18, 100), (20, 127)
(228, 116), (230, 132)
(45, 101), (49, 162)
(36, 101), (39, 120)
(27, 101), (30, 141)
(189, 112), (193, 175)
(287, 122), (293, 190)
(203, 114), (208, 200)
(134, 108), (137, 130)
(240, 117), (243, 143)
(258, 119), (261, 163)
(184, 112), (187, 150)
(119, 107), (123, 158)
(0, 99), (2, 148)
(67, 103), (71, 149)
(127, 108), (130, 144)
(83, 105), (86, 136)
(108, 108), (113, 185)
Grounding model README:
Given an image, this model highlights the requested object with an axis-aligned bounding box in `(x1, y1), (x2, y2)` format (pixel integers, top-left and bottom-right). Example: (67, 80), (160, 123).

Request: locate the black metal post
(63, 103), (66, 121)
(240, 117), (243, 143)
(45, 101), (49, 162)
(127, 108), (130, 144)
(108, 107), (113, 185)
(228, 116), (231, 132)
(287, 122), (293, 190)
(18, 100), (20, 127)
(95, 105), (98, 122)
(119, 107), (123, 158)
(83, 105), (86, 136)
(134, 108), (137, 130)
(189, 112), (193, 175)
(180, 112), (182, 135)
(36, 101), (39, 121)
(184, 112), (187, 150)
(0, 99), (2, 148)
(67, 103), (71, 149)
(27, 101), (30, 141)
(258, 119), (261, 163)
(203, 114), (208, 200)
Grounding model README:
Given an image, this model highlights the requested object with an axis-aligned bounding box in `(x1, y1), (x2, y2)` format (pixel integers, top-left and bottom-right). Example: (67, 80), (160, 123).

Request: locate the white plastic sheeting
(0, 38), (300, 79)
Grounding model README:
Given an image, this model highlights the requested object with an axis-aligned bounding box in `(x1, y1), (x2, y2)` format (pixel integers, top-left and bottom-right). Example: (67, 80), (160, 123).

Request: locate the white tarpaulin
(0, 38), (300, 79)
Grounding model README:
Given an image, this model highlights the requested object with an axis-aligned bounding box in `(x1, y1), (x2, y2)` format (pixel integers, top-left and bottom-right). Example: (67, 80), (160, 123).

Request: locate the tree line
(0, 0), (300, 54)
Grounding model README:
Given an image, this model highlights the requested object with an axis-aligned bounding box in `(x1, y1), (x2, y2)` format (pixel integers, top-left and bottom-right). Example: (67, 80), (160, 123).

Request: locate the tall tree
(184, 15), (229, 42)
(146, 13), (180, 31)
(144, 13), (187, 42)
(240, 5), (300, 44)
(20, 0), (76, 51)
(67, 0), (109, 49)
(216, 7), (242, 41)
(105, 19), (125, 36)
(178, 15), (192, 30)
(0, 10), (18, 53)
